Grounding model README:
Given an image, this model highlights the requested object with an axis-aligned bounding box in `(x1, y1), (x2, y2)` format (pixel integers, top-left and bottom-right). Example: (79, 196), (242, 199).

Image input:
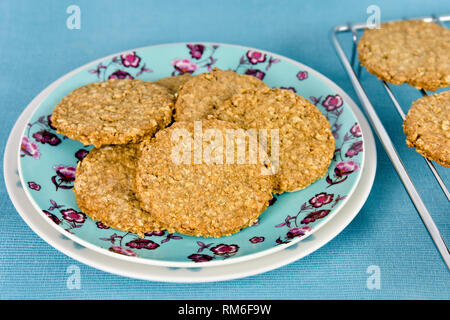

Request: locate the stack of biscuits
(52, 68), (335, 238)
(357, 20), (450, 167)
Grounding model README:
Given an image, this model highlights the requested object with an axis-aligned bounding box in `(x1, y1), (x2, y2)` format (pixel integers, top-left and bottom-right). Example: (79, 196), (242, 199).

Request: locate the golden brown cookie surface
(52, 79), (174, 147)
(134, 119), (275, 238)
(73, 144), (165, 237)
(403, 90), (450, 167)
(209, 88), (335, 193)
(174, 68), (267, 121)
(357, 20), (450, 91)
(155, 73), (192, 94)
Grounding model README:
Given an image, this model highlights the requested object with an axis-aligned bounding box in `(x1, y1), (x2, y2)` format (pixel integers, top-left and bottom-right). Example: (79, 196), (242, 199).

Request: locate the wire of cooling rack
(331, 14), (450, 269)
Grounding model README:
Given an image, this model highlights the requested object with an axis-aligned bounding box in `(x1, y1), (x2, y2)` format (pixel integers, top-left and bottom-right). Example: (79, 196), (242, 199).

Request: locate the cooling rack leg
(349, 26), (362, 78)
(331, 27), (450, 269)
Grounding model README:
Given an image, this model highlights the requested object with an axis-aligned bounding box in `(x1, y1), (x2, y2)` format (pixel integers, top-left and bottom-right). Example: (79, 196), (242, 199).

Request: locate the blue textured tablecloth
(1, 0), (449, 299)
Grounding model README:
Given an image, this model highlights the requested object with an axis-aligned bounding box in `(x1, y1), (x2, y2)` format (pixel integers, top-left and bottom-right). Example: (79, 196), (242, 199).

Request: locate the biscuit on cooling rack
(403, 90), (450, 167)
(357, 20), (450, 91)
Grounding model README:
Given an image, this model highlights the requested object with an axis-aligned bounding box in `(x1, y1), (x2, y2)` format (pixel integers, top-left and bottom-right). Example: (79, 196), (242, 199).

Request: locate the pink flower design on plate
(286, 226), (311, 239)
(345, 140), (363, 158)
(51, 165), (76, 190)
(120, 51), (141, 68)
(172, 58), (198, 74)
(75, 149), (89, 161)
(196, 241), (213, 253)
(350, 123), (362, 137)
(100, 233), (122, 244)
(280, 86), (296, 93)
(301, 210), (330, 224)
(187, 44), (205, 59)
(54, 165), (76, 179)
(322, 94), (343, 111)
(188, 253), (214, 263)
(246, 50), (266, 64)
(48, 199), (63, 211)
(21, 137), (40, 159)
(334, 160), (359, 178)
(249, 236), (265, 244)
(268, 197), (277, 206)
(108, 70), (134, 80)
(88, 63), (106, 77)
(245, 68), (265, 80)
(61, 209), (86, 223)
(109, 246), (137, 257)
(161, 233), (182, 243)
(32, 130), (61, 146)
(309, 192), (334, 208)
(27, 181), (41, 191)
(296, 71), (308, 81)
(47, 115), (57, 130)
(43, 210), (61, 225)
(96, 221), (109, 229)
(211, 244), (239, 256)
(145, 230), (165, 237)
(126, 239), (159, 250)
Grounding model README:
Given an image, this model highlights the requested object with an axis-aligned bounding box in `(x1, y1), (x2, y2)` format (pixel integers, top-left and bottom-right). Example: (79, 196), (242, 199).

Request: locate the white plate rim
(4, 76), (377, 282)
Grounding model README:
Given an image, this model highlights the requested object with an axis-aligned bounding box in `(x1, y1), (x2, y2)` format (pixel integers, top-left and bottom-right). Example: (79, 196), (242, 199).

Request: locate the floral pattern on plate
(18, 43), (364, 265)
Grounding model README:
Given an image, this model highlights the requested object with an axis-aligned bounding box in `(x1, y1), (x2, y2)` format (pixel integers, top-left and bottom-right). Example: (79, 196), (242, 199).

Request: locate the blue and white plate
(17, 43), (366, 267)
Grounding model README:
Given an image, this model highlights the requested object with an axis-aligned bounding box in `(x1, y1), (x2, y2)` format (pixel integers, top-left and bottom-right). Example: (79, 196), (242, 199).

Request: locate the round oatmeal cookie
(357, 20), (450, 91)
(174, 68), (267, 121)
(74, 144), (166, 237)
(134, 119), (275, 238)
(52, 79), (175, 147)
(209, 88), (335, 193)
(403, 90), (450, 167)
(155, 73), (192, 94)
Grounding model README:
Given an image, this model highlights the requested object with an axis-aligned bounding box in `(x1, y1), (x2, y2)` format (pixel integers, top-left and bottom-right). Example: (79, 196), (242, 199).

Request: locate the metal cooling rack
(331, 14), (450, 269)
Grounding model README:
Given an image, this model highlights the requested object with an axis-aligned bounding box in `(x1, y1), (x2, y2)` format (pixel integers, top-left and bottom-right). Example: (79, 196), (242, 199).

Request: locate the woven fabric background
(0, 0), (449, 299)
